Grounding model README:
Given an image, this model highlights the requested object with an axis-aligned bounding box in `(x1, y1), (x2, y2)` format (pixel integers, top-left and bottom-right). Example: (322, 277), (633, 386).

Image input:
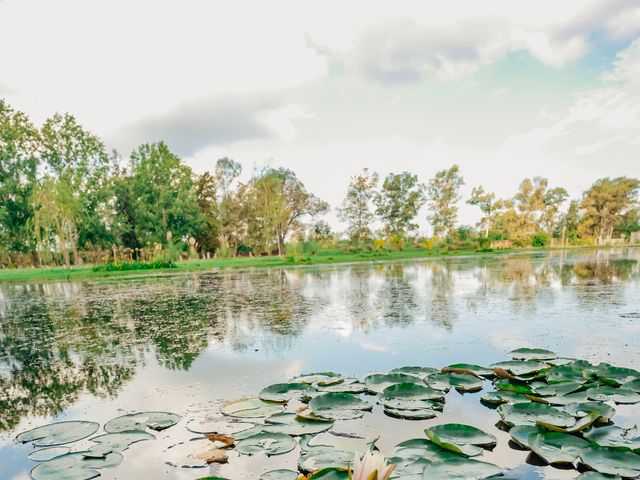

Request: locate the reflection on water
(1, 248), (639, 479)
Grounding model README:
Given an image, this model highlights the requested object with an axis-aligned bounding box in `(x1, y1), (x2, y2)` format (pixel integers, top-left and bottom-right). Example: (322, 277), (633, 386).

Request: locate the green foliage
(426, 164), (464, 237)
(91, 260), (176, 272)
(338, 168), (378, 241)
(375, 172), (426, 237)
(531, 232), (549, 247)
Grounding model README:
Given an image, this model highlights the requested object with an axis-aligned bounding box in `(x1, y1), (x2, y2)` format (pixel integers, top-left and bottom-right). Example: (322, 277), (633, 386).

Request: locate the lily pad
(304, 467), (350, 479)
(298, 449), (354, 472)
(317, 378), (366, 394)
(390, 438), (461, 464)
(586, 387), (640, 404)
(547, 361), (597, 384)
(293, 372), (344, 387)
(565, 402), (616, 420)
(537, 411), (601, 433)
(426, 373), (484, 392)
(493, 379), (536, 395)
(425, 424), (497, 457)
(391, 366), (439, 377)
(364, 373), (422, 393)
(583, 425), (640, 451)
(480, 391), (532, 405)
(421, 457), (502, 479)
(236, 432), (296, 456)
(31, 451), (122, 480)
(577, 473), (622, 480)
(28, 447), (71, 462)
(186, 417), (256, 435)
(17, 421), (100, 447)
(444, 363), (494, 378)
(263, 412), (333, 436)
(104, 411), (179, 433)
(220, 398), (284, 418)
(308, 393), (372, 420)
(497, 402), (575, 427)
(579, 446), (640, 477)
(508, 348), (558, 361)
(87, 431), (155, 457)
(509, 425), (542, 449)
(528, 431), (589, 464)
(259, 470), (299, 480)
(305, 432), (371, 453)
(622, 378), (640, 392)
(259, 383), (315, 403)
(384, 406), (438, 420)
(380, 383), (445, 403)
(596, 364), (640, 386)
(490, 360), (548, 376)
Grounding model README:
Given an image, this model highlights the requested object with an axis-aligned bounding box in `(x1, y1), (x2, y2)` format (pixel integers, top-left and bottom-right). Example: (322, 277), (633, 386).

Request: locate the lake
(1, 248), (639, 479)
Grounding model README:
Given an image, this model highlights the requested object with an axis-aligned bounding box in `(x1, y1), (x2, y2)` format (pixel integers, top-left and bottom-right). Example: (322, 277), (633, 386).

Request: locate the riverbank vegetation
(1, 99), (639, 273)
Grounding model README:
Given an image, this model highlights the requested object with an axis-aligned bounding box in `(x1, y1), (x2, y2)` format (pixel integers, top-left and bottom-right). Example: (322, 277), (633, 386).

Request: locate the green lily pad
(425, 424), (497, 457)
(491, 360), (548, 376)
(308, 393), (372, 420)
(444, 363), (494, 378)
(31, 451), (122, 480)
(304, 467), (349, 479)
(497, 402), (575, 427)
(391, 366), (440, 377)
(547, 361), (597, 384)
(583, 425), (640, 451)
(390, 438), (461, 464)
(384, 406), (438, 420)
(493, 379), (537, 396)
(259, 383), (314, 403)
(426, 373), (484, 392)
(185, 417), (256, 435)
(17, 421), (100, 447)
(220, 398), (284, 418)
(298, 449), (354, 472)
(258, 470), (299, 480)
(421, 457), (502, 479)
(577, 473), (622, 480)
(236, 432), (296, 456)
(380, 383), (445, 403)
(543, 391), (590, 406)
(28, 447), (71, 462)
(480, 391), (532, 405)
(263, 412), (333, 436)
(579, 446), (640, 477)
(622, 378), (640, 392)
(364, 373), (422, 393)
(537, 411), (600, 433)
(533, 381), (584, 397)
(528, 431), (589, 464)
(305, 432), (372, 453)
(104, 411), (180, 433)
(293, 372), (344, 387)
(508, 425), (542, 449)
(565, 402), (616, 420)
(508, 348), (558, 361)
(87, 430), (155, 456)
(317, 378), (366, 394)
(596, 364), (640, 386)
(586, 387), (640, 404)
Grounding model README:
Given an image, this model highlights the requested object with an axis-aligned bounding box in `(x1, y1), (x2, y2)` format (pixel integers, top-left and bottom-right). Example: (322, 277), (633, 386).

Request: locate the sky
(1, 0), (640, 233)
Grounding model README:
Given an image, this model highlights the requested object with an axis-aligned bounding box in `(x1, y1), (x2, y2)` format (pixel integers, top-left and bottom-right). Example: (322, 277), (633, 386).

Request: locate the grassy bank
(0, 245), (635, 283)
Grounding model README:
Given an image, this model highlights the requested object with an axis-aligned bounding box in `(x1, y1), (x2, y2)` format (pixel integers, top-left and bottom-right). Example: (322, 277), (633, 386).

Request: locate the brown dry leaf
(492, 367), (512, 379)
(441, 367), (482, 378)
(194, 447), (229, 464)
(206, 432), (235, 448)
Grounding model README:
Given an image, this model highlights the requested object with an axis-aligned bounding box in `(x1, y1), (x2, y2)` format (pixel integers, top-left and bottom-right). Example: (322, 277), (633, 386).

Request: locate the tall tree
(213, 158), (243, 255)
(194, 171), (219, 255)
(559, 200), (581, 245)
(579, 177), (640, 244)
(0, 100), (39, 261)
(541, 186), (569, 237)
(337, 168), (379, 241)
(374, 172), (426, 237)
(467, 186), (497, 238)
(426, 165), (464, 237)
(128, 142), (204, 245)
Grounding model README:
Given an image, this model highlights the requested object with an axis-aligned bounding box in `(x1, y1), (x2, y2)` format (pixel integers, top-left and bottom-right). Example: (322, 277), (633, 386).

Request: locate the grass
(0, 244), (635, 283)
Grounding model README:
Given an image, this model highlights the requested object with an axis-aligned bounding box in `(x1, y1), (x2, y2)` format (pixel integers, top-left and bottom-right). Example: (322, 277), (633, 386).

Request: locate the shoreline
(0, 244), (637, 285)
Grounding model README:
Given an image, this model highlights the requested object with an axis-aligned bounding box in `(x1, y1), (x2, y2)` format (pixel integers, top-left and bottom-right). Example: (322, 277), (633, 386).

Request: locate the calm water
(1, 249), (639, 479)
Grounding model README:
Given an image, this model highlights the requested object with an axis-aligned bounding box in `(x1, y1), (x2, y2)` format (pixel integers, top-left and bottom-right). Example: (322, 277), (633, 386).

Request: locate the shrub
(92, 260), (176, 272)
(531, 232), (548, 248)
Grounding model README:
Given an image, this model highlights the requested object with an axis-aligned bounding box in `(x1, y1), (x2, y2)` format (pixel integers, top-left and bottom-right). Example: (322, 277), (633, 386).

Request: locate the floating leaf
(308, 393), (371, 420)
(533, 381), (583, 397)
(305, 432), (371, 453)
(421, 457), (502, 479)
(304, 467), (350, 479)
(17, 421), (100, 447)
(596, 364), (640, 386)
(364, 373), (421, 393)
(263, 412), (333, 436)
(30, 451), (122, 480)
(28, 447), (71, 462)
(547, 362), (597, 384)
(390, 366), (439, 378)
(577, 473), (622, 480)
(317, 378), (366, 394)
(543, 391), (590, 406)
(298, 449), (354, 472)
(537, 411), (600, 433)
(390, 438), (460, 464)
(220, 398), (284, 418)
(586, 387), (640, 404)
(186, 417), (256, 435)
(583, 425), (640, 451)
(384, 406), (438, 420)
(425, 424), (496, 457)
(104, 411), (179, 433)
(508, 425), (542, 449)
(528, 431), (589, 464)
(259, 383), (315, 403)
(443, 363), (494, 378)
(508, 348), (558, 361)
(565, 402), (616, 420)
(294, 372), (344, 387)
(426, 373), (483, 392)
(259, 469), (300, 480)
(236, 432), (296, 456)
(491, 360), (548, 377)
(493, 379), (536, 395)
(579, 446), (640, 477)
(88, 430), (155, 456)
(380, 383), (444, 404)
(622, 378), (640, 392)
(497, 403), (575, 427)
(480, 391), (532, 405)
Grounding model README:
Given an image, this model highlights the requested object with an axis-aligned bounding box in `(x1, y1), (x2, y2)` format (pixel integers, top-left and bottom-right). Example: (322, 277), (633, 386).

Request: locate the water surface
(1, 249), (639, 479)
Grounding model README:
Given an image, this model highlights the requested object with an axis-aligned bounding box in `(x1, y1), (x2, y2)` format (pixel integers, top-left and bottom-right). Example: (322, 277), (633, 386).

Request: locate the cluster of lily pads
(15, 348), (640, 479)
(16, 411), (180, 479)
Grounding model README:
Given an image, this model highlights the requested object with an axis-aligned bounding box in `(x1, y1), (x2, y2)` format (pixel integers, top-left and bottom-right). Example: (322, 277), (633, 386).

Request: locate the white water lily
(349, 451), (396, 480)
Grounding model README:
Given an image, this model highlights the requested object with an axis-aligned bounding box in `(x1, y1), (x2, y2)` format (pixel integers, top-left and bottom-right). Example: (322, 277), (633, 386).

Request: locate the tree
(426, 165), (464, 237)
(579, 177), (640, 243)
(128, 142), (204, 246)
(0, 100), (39, 262)
(374, 172), (426, 237)
(213, 158), (243, 255)
(467, 186), (497, 238)
(559, 200), (581, 245)
(337, 169), (379, 241)
(194, 171), (220, 255)
(542, 187), (569, 237)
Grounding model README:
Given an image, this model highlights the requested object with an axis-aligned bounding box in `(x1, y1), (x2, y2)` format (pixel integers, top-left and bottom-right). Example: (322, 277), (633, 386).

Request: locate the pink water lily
(349, 451), (396, 480)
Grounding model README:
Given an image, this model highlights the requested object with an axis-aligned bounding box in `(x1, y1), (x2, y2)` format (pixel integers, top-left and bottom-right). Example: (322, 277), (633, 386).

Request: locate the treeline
(1, 100), (639, 268)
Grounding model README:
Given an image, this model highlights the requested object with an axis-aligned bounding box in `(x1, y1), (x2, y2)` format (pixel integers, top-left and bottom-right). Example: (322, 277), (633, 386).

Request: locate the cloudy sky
(2, 0), (640, 232)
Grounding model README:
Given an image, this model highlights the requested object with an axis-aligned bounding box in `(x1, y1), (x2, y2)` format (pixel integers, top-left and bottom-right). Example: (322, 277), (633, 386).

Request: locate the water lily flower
(349, 451), (396, 480)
